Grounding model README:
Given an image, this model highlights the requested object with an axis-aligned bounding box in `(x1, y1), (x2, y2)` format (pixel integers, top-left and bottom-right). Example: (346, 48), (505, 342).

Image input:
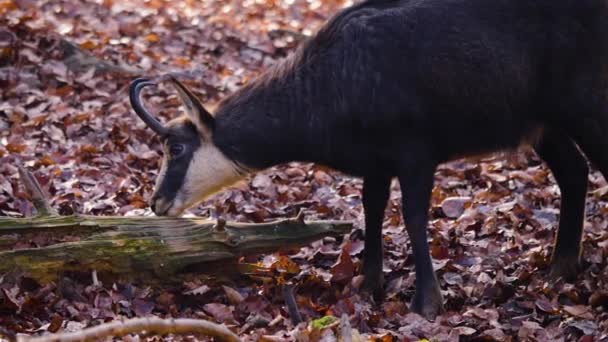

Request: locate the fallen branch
(0, 214), (351, 283)
(54, 36), (141, 75)
(17, 317), (240, 342)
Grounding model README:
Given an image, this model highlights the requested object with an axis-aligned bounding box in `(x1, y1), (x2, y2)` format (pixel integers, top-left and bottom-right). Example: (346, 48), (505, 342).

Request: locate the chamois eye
(169, 144), (185, 157)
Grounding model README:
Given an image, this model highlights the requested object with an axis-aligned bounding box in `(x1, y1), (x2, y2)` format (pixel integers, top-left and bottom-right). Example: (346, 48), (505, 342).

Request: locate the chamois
(130, 0), (608, 318)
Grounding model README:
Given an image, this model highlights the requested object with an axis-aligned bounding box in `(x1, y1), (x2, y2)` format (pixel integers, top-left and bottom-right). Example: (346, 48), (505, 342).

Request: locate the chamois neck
(212, 55), (325, 170)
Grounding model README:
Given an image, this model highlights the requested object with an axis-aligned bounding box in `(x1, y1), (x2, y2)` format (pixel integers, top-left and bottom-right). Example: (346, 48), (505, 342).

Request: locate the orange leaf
(80, 145), (98, 154)
(6, 143), (26, 153)
(331, 245), (355, 284)
(27, 115), (47, 126)
(51, 85), (74, 97)
(0, 0), (16, 15)
(0, 47), (12, 60)
(173, 57), (191, 67)
(37, 155), (55, 167)
(271, 255), (300, 275)
(145, 33), (160, 43)
(66, 113), (90, 125)
(431, 244), (449, 259)
(79, 41), (97, 50)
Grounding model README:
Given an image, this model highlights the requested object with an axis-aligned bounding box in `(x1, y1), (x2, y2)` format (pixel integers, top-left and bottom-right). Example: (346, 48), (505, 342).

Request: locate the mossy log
(0, 214), (351, 283)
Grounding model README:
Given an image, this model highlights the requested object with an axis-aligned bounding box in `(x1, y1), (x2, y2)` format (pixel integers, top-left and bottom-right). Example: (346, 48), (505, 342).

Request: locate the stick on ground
(17, 317), (240, 342)
(282, 283), (303, 325)
(18, 166), (56, 217)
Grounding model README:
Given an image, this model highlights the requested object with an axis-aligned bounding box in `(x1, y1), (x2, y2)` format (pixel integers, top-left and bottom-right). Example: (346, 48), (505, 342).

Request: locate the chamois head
(129, 76), (245, 216)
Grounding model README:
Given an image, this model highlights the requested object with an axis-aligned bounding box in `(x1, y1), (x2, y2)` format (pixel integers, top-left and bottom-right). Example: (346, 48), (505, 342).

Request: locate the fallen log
(0, 214), (351, 283)
(0, 168), (352, 283)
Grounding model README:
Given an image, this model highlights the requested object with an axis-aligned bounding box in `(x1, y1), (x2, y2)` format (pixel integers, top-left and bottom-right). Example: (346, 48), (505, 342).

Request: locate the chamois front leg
(361, 176), (391, 299)
(398, 160), (444, 319)
(535, 129), (588, 280)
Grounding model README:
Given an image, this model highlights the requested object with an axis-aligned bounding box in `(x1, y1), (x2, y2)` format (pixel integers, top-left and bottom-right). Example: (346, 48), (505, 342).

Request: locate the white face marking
(165, 141), (246, 216)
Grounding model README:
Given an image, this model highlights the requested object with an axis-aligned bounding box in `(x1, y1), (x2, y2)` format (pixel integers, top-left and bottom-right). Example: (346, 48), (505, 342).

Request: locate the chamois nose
(150, 196), (160, 215)
(150, 196), (172, 216)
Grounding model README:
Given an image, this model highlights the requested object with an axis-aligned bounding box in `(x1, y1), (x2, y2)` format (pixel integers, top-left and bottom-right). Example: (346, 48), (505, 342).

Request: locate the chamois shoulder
(298, 0), (404, 62)
(214, 0), (403, 113)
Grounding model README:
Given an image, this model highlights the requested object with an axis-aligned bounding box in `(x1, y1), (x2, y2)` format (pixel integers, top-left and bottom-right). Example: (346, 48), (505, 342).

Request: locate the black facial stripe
(156, 151), (193, 201)
(155, 121), (202, 203)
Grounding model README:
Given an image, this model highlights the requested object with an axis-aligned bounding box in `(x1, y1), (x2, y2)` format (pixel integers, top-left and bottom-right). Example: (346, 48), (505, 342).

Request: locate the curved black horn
(129, 78), (168, 136)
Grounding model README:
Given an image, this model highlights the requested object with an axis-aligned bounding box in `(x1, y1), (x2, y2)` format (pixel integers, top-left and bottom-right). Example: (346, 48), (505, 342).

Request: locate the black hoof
(362, 272), (384, 301)
(410, 285), (444, 320)
(549, 255), (580, 281)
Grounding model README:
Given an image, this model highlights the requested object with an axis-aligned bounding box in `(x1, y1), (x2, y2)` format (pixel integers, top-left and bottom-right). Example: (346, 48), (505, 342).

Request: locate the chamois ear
(167, 75), (215, 136)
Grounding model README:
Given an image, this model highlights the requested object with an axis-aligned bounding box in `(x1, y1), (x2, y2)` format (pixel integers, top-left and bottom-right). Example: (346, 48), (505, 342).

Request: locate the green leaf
(311, 315), (338, 329)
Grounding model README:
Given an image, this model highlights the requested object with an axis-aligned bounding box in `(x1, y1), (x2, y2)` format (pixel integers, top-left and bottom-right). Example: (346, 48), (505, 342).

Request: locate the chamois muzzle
(150, 194), (173, 216)
(129, 78), (169, 136)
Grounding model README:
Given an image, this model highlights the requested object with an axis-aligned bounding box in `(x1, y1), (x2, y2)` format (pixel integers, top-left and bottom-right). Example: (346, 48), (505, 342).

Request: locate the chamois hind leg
(535, 128), (589, 280)
(361, 176), (391, 298)
(398, 157), (443, 319)
(570, 117), (608, 182)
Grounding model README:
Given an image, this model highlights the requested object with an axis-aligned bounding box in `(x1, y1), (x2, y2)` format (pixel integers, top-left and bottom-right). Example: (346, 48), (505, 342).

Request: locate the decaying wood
(0, 168), (352, 283)
(17, 317), (240, 342)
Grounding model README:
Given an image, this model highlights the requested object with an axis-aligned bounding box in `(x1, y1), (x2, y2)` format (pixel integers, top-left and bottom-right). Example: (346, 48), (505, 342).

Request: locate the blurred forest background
(2, 0), (608, 340)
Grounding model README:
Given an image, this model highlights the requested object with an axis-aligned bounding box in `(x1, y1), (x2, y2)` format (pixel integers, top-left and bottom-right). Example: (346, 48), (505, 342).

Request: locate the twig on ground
(17, 317), (241, 342)
(282, 283), (303, 325)
(267, 29), (309, 43)
(18, 166), (56, 217)
(340, 314), (352, 342)
(294, 208), (306, 224)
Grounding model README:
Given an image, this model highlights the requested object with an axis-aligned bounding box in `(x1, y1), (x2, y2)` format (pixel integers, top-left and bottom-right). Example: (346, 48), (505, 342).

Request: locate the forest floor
(1, 0), (608, 340)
